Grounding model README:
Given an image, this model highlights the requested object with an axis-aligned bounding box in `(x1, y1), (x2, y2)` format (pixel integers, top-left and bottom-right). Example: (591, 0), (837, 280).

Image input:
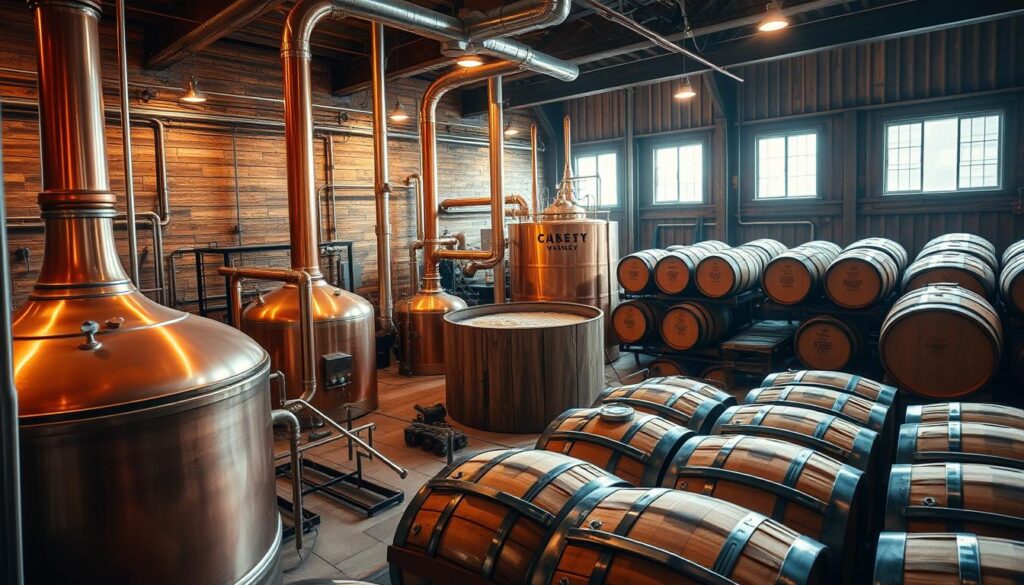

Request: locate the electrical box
(321, 352), (353, 391)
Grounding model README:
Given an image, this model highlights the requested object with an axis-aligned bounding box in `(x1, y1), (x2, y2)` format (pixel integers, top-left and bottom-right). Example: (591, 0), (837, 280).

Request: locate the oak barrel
(873, 532), (1024, 585)
(794, 315), (863, 371)
(746, 385), (891, 434)
(389, 448), (625, 585)
(611, 300), (662, 345)
(647, 356), (691, 377)
(762, 241), (843, 305)
(617, 249), (669, 293)
(825, 248), (900, 308)
(594, 380), (733, 433)
(901, 252), (997, 299)
(695, 247), (766, 298)
(743, 238), (789, 265)
(844, 237), (908, 271)
(999, 254), (1024, 316)
(660, 301), (732, 350)
(1002, 240), (1024, 266)
(895, 422), (1024, 471)
(762, 370), (897, 406)
(691, 239), (731, 252)
(906, 402), (1024, 432)
(885, 462), (1024, 540)
(920, 233), (997, 267)
(879, 285), (1002, 398)
(444, 302), (603, 433)
(627, 376), (736, 402)
(700, 365), (728, 385)
(536, 405), (694, 486)
(712, 404), (879, 473)
(664, 434), (865, 583)
(654, 246), (710, 295)
(532, 487), (829, 585)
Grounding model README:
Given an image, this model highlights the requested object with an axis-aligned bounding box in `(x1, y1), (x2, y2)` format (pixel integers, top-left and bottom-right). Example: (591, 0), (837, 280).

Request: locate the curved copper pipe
(439, 195), (528, 216)
(419, 61), (522, 292)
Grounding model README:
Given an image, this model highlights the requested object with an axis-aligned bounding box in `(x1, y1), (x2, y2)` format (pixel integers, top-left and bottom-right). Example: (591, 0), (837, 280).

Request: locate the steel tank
(14, 1), (280, 583)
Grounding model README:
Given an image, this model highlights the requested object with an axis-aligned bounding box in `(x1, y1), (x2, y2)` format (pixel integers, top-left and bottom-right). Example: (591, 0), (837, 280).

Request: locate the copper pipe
(420, 61), (522, 293)
(115, 0), (139, 287)
(530, 123), (539, 215)
(220, 266), (316, 409)
(407, 173), (423, 240)
(439, 195), (528, 216)
(370, 23), (394, 334)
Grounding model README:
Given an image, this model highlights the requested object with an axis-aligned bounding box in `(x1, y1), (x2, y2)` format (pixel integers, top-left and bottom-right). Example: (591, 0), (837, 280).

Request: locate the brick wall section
(0, 3), (546, 310)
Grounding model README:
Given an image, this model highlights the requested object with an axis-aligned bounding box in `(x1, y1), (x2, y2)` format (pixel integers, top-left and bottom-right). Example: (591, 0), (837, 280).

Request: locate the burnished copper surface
(394, 290), (467, 375)
(509, 219), (620, 358)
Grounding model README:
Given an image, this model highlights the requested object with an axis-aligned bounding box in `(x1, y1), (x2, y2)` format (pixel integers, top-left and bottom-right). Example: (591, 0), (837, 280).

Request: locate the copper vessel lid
(243, 279), (374, 324)
(13, 291), (268, 422)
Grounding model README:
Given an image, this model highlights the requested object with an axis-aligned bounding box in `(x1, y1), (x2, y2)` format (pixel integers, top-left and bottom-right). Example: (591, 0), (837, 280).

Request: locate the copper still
(241, 0), (378, 416)
(508, 116), (620, 360)
(395, 62), (521, 375)
(13, 1), (280, 583)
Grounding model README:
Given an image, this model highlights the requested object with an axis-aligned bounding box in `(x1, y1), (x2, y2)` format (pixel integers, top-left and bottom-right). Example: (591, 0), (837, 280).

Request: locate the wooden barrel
(746, 385), (890, 434)
(901, 252), (997, 298)
(1011, 340), (1024, 385)
(794, 315), (863, 371)
(664, 435), (866, 583)
(873, 533), (1024, 585)
(660, 301), (732, 350)
(389, 448), (625, 585)
(533, 487), (829, 585)
(1002, 240), (1024, 266)
(536, 405), (695, 486)
(762, 370), (897, 405)
(654, 246), (710, 295)
(895, 422), (1024, 471)
(999, 254), (1024, 316)
(700, 365), (728, 385)
(692, 239), (731, 252)
(885, 463), (1024, 540)
(611, 300), (663, 344)
(743, 238), (788, 265)
(844, 237), (908, 271)
(879, 285), (1002, 398)
(825, 248), (900, 308)
(762, 242), (842, 305)
(444, 302), (603, 433)
(905, 402), (1024, 432)
(712, 404), (879, 473)
(628, 376), (736, 403)
(695, 247), (765, 298)
(919, 241), (999, 273)
(617, 249), (669, 294)
(647, 356), (690, 377)
(594, 380), (733, 432)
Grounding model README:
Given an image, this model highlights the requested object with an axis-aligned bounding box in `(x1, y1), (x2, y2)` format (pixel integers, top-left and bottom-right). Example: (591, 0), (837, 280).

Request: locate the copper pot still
(13, 1), (280, 583)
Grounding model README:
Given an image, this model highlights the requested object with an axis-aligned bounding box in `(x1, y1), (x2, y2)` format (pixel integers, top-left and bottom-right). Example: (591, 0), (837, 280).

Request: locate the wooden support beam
(461, 0), (1024, 115)
(332, 38), (449, 95)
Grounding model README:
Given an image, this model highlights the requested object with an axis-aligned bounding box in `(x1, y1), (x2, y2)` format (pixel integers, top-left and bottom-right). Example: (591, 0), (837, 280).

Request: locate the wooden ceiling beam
(331, 37), (452, 95)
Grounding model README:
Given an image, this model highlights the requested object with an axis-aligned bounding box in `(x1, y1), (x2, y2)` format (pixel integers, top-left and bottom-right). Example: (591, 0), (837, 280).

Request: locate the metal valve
(79, 320), (102, 351)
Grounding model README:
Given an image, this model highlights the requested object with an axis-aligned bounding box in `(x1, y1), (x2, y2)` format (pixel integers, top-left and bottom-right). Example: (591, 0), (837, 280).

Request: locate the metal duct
(465, 0), (571, 39)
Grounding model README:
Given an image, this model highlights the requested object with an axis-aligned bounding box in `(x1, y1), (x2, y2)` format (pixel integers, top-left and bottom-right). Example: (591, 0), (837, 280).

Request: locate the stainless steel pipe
(271, 406), (304, 553)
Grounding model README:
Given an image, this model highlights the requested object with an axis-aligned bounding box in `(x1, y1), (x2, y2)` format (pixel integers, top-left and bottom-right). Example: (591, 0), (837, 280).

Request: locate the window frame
(881, 110), (1005, 196)
(572, 145), (623, 209)
(638, 131), (711, 209)
(651, 139), (707, 206)
(753, 129), (822, 201)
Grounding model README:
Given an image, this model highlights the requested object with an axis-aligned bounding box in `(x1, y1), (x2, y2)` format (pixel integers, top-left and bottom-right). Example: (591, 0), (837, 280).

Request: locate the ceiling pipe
(420, 61), (523, 298)
(464, 0), (571, 38)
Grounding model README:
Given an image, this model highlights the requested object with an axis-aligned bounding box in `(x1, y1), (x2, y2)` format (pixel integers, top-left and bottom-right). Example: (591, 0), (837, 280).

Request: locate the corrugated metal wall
(567, 16), (1024, 256)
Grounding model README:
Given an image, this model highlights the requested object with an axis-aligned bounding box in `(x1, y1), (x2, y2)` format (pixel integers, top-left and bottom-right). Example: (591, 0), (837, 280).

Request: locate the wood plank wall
(567, 16), (1024, 257)
(0, 3), (545, 309)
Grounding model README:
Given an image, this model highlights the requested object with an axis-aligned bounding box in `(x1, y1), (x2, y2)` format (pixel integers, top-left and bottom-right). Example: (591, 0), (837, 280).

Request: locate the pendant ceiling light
(758, 1), (789, 32)
(674, 76), (696, 100)
(456, 54), (484, 68)
(180, 75), (207, 104)
(389, 98), (410, 122)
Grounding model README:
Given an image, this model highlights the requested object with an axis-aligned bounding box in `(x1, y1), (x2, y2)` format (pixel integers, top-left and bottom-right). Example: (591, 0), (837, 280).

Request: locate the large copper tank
(14, 1), (280, 583)
(395, 290), (467, 375)
(243, 283), (378, 416)
(509, 217), (620, 360)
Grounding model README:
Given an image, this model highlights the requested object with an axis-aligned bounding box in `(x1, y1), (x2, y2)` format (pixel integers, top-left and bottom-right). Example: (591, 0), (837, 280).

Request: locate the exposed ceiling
(122, 0), (1024, 113)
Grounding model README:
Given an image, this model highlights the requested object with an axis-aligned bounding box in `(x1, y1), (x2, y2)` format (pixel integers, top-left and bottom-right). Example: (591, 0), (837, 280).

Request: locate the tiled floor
(276, 354), (647, 584)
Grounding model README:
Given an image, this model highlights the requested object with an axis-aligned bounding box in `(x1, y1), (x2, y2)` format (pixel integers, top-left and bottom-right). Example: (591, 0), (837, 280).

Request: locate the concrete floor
(276, 354), (646, 583)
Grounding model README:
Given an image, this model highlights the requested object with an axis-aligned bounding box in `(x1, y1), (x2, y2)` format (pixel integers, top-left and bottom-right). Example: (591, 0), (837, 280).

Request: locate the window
(574, 152), (618, 206)
(884, 112), (1002, 194)
(653, 142), (704, 204)
(756, 131), (818, 199)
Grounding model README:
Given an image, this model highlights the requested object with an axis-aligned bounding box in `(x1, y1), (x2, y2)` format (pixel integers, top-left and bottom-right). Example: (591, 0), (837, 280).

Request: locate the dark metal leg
(346, 243), (355, 292)
(223, 253), (234, 326)
(195, 251), (207, 317)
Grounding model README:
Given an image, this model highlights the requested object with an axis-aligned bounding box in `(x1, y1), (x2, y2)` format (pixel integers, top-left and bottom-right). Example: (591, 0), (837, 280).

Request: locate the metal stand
(277, 495), (320, 541)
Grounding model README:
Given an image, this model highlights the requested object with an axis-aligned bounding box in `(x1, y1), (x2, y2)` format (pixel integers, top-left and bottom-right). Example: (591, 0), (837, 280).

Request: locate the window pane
(958, 114), (1000, 189)
(597, 153), (618, 206)
(885, 122), (922, 192)
(757, 136), (786, 199)
(575, 155), (597, 205)
(678, 143), (703, 203)
(922, 117), (957, 192)
(786, 133), (817, 197)
(654, 146), (678, 203)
